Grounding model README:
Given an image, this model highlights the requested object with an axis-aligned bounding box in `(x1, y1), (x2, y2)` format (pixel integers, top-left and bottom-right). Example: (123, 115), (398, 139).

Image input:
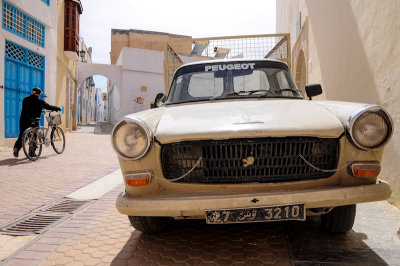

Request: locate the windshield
(167, 61), (302, 104)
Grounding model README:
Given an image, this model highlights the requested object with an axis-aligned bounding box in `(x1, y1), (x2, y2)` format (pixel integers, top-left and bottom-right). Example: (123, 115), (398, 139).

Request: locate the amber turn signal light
(124, 172), (152, 186)
(349, 162), (381, 178)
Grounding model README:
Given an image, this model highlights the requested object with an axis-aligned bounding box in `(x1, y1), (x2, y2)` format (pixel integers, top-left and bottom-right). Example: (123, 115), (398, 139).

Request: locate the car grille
(161, 137), (339, 183)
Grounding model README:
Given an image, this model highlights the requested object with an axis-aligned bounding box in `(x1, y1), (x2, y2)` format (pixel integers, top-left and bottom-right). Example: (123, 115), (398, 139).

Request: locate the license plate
(205, 203), (305, 224)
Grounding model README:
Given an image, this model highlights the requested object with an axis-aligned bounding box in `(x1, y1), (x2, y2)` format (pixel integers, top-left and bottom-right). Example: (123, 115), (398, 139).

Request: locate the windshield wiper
(276, 88), (302, 94)
(210, 90), (272, 101)
(210, 91), (238, 101)
(243, 90), (272, 96)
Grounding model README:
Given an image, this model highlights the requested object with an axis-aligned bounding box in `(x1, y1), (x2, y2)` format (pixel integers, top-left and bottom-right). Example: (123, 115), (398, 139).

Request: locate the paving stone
(25, 243), (58, 253)
(64, 248), (81, 257)
(35, 237), (65, 245)
(81, 247), (97, 254)
(40, 260), (56, 266)
(81, 257), (102, 266)
(101, 255), (116, 263)
(71, 253), (90, 262)
(71, 243), (88, 250)
(53, 256), (73, 265)
(65, 262), (83, 266)
(111, 259), (129, 266)
(6, 259), (40, 266)
(14, 251), (48, 260)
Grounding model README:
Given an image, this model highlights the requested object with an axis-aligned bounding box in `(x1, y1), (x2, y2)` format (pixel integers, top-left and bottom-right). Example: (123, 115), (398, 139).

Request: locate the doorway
(4, 41), (45, 138)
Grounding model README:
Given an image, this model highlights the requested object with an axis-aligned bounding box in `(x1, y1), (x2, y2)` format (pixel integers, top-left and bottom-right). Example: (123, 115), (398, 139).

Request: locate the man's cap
(32, 87), (42, 95)
(31, 87), (47, 97)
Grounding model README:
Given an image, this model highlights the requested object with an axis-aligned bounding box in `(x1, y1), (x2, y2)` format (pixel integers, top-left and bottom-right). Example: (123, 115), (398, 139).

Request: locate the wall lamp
(79, 49), (86, 62)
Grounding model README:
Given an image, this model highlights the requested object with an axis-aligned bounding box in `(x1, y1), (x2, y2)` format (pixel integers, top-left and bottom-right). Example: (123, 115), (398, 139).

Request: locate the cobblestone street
(0, 126), (399, 265)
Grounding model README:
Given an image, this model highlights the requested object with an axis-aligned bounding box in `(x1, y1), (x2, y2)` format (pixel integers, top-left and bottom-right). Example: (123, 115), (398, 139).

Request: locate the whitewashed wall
(276, 0), (400, 206)
(0, 0), (57, 147)
(111, 47), (164, 121)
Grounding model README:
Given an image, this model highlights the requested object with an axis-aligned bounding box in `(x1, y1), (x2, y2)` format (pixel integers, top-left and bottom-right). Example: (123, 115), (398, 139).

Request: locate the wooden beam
(264, 36), (287, 59)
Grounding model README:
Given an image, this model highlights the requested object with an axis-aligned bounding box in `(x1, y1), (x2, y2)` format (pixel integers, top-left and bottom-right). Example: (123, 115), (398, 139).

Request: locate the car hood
(153, 99), (347, 144)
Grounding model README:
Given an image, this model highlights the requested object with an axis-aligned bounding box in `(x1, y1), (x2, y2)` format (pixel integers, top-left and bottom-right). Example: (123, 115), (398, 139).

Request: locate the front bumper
(116, 180), (391, 217)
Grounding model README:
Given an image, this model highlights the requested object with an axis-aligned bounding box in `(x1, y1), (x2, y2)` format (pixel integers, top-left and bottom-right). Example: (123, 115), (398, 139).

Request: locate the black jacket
(20, 95), (59, 124)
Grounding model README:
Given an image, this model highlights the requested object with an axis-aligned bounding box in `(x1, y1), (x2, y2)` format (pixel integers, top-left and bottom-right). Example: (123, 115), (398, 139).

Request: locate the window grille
(5, 41), (25, 62)
(2, 1), (45, 47)
(27, 51), (44, 68)
(6, 41), (44, 70)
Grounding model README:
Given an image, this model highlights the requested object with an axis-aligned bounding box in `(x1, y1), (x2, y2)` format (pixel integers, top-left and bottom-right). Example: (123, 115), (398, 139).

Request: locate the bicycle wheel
(22, 128), (43, 161)
(51, 126), (65, 154)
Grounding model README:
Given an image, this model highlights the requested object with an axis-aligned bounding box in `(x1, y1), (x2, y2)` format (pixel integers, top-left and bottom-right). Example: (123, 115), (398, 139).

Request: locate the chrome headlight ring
(111, 117), (153, 160)
(347, 105), (393, 151)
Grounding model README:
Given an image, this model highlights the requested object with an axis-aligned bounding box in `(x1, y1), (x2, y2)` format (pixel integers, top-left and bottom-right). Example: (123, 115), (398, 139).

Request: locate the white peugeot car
(111, 59), (393, 234)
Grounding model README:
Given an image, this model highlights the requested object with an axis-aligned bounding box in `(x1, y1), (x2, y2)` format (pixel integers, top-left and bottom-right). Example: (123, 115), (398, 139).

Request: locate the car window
(233, 70), (270, 92)
(276, 71), (290, 89)
(188, 73), (224, 97)
(276, 70), (291, 97)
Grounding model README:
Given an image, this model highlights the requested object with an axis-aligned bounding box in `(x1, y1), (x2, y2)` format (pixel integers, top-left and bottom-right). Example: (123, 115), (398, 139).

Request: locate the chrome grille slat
(161, 137), (339, 183)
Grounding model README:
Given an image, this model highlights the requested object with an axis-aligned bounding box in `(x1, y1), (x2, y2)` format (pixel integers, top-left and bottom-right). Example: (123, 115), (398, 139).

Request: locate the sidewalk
(0, 127), (119, 236)
(0, 128), (119, 237)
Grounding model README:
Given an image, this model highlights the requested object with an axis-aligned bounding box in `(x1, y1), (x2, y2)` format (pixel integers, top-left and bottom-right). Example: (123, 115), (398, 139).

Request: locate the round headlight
(348, 106), (393, 150)
(111, 118), (152, 160)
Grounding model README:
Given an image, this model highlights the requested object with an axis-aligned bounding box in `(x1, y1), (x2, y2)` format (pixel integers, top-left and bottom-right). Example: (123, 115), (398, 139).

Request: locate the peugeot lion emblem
(242, 156), (255, 167)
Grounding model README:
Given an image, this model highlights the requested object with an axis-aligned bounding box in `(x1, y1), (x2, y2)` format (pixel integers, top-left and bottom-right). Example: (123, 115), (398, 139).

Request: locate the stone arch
(77, 62), (123, 124)
(77, 62), (122, 90)
(295, 49), (307, 95)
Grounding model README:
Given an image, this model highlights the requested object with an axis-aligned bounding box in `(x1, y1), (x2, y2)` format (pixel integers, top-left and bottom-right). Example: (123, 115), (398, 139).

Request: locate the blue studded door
(4, 41), (45, 138)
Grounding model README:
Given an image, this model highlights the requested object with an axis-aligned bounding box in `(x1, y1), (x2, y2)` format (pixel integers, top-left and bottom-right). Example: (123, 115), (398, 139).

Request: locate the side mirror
(305, 84), (322, 100)
(152, 93), (166, 108)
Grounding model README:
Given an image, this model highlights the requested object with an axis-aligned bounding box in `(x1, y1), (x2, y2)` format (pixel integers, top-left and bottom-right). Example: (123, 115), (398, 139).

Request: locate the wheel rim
(51, 127), (65, 153)
(23, 129), (42, 160)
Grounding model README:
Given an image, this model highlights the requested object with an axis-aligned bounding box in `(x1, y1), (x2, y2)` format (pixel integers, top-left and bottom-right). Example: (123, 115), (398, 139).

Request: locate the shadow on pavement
(285, 216), (387, 266)
(0, 154), (58, 166)
(112, 219), (291, 265)
(111, 218), (388, 265)
(0, 157), (32, 166)
(94, 122), (113, 135)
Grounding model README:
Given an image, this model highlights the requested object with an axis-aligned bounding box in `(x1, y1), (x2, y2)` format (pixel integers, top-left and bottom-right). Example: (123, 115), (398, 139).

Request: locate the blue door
(4, 41), (45, 138)
(4, 60), (19, 137)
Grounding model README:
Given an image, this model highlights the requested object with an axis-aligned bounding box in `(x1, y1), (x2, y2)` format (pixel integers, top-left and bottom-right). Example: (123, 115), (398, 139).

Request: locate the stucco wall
(118, 47), (164, 118)
(107, 81), (120, 124)
(110, 29), (192, 65)
(276, 0), (400, 207)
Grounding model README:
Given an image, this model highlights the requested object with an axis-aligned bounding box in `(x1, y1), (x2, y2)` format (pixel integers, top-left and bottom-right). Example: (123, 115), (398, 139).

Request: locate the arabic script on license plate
(205, 203), (305, 224)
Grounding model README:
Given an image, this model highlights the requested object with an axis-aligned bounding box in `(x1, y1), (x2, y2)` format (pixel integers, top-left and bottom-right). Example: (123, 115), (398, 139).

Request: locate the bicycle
(22, 110), (65, 161)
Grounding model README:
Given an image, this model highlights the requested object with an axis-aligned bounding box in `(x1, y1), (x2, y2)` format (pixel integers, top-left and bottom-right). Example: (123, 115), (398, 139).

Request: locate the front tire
(51, 126), (65, 154)
(128, 216), (172, 234)
(22, 128), (42, 161)
(322, 204), (356, 233)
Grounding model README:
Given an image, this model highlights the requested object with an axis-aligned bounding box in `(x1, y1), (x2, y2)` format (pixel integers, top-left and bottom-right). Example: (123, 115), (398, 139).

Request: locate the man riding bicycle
(13, 87), (61, 158)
